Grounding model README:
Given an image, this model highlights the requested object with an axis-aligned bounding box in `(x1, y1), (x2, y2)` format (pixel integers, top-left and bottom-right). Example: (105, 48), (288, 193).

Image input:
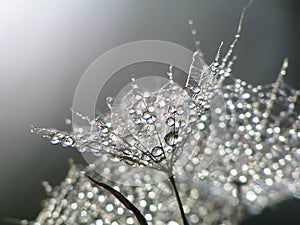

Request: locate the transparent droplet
(191, 86), (200, 94)
(176, 105), (184, 115)
(106, 96), (114, 109)
(141, 154), (150, 161)
(164, 132), (178, 146)
(123, 149), (133, 157)
(133, 118), (141, 125)
(188, 101), (196, 109)
(99, 126), (109, 136)
(50, 134), (60, 145)
(143, 91), (150, 98)
(142, 111), (151, 120)
(65, 118), (72, 125)
(151, 146), (163, 157)
(166, 117), (175, 127)
(61, 136), (74, 147)
(146, 115), (157, 124)
(124, 159), (135, 166)
(246, 191), (257, 201)
(134, 94), (142, 101)
(90, 149), (102, 157)
(127, 108), (135, 114)
(168, 106), (177, 114)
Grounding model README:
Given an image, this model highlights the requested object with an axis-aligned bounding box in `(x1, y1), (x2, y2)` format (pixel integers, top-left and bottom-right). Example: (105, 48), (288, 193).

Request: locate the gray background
(0, 0), (299, 224)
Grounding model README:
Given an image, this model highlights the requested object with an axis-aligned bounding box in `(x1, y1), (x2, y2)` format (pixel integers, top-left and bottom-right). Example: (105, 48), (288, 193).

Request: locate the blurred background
(0, 0), (299, 224)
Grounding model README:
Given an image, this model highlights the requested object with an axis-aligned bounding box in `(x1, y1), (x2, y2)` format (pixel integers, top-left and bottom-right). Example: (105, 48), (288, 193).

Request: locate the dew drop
(142, 112), (151, 120)
(188, 101), (196, 109)
(176, 105), (184, 115)
(127, 108), (135, 114)
(164, 132), (178, 146)
(141, 154), (150, 161)
(158, 100), (166, 108)
(166, 117), (175, 127)
(143, 91), (150, 98)
(99, 126), (109, 136)
(50, 135), (60, 145)
(134, 94), (142, 101)
(123, 149), (133, 156)
(110, 156), (120, 163)
(50, 133), (64, 145)
(191, 86), (200, 94)
(65, 118), (72, 125)
(246, 191), (257, 201)
(124, 159), (135, 165)
(146, 115), (157, 124)
(61, 136), (74, 147)
(151, 146), (163, 157)
(106, 97), (114, 109)
(90, 149), (102, 157)
(78, 146), (87, 153)
(134, 118), (142, 125)
(168, 106), (176, 114)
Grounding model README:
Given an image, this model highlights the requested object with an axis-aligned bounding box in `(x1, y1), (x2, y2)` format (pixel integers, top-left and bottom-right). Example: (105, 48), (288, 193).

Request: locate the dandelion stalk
(85, 173), (148, 225)
(168, 175), (190, 225)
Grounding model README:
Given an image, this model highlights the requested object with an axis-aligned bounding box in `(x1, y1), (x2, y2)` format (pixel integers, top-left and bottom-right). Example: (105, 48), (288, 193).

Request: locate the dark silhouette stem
(168, 175), (190, 225)
(85, 173), (148, 225)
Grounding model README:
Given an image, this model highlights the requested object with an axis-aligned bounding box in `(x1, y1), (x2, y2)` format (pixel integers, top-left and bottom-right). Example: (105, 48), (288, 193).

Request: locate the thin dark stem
(85, 173), (148, 225)
(233, 180), (245, 225)
(168, 175), (190, 225)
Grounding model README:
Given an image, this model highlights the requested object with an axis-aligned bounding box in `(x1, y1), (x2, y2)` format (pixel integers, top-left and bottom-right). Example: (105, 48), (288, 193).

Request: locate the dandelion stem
(168, 175), (190, 225)
(85, 173), (148, 225)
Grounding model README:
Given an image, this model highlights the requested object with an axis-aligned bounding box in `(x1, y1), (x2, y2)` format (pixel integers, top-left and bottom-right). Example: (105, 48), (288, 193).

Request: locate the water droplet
(50, 135), (60, 145)
(176, 105), (184, 115)
(142, 112), (151, 120)
(143, 91), (150, 98)
(146, 115), (157, 124)
(106, 97), (114, 108)
(148, 106), (155, 112)
(78, 146), (87, 153)
(191, 86), (200, 94)
(134, 94), (142, 101)
(110, 156), (120, 162)
(90, 149), (102, 157)
(141, 154), (150, 161)
(61, 136), (74, 147)
(151, 146), (163, 157)
(168, 106), (176, 114)
(246, 191), (257, 201)
(164, 132), (178, 146)
(166, 117), (175, 127)
(124, 159), (135, 165)
(99, 126), (109, 136)
(188, 101), (196, 109)
(158, 100), (166, 108)
(50, 133), (64, 145)
(167, 65), (173, 80)
(123, 149), (133, 156)
(65, 118), (72, 125)
(134, 118), (142, 125)
(30, 126), (38, 133)
(179, 120), (186, 127)
(127, 108), (135, 114)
